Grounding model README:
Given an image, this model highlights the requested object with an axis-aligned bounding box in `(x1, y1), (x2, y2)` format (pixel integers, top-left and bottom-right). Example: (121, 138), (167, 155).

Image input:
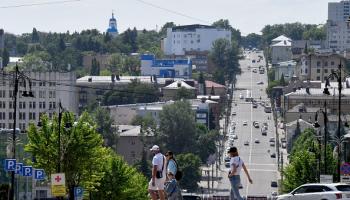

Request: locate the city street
(216, 51), (279, 197)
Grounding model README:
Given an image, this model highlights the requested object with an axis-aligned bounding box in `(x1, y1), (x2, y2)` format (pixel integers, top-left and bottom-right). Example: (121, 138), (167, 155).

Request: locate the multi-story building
(271, 35), (293, 65)
(0, 71), (78, 132)
(274, 60), (297, 81)
(162, 24), (231, 56)
(326, 0), (350, 51)
(297, 53), (346, 81)
(141, 54), (192, 78)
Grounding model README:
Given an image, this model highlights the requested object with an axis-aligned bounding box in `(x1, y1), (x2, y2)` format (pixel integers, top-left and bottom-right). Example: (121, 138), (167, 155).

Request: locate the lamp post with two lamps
(323, 61), (350, 182)
(6, 64), (35, 200)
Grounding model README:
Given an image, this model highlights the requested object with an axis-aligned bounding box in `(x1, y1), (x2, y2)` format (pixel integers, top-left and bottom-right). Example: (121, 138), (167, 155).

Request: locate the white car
(244, 141), (249, 146)
(243, 121), (248, 126)
(277, 183), (350, 200)
(239, 93), (244, 99)
(232, 134), (238, 139)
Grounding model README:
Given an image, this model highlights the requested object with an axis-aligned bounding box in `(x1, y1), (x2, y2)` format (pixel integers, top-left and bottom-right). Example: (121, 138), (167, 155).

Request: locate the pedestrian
(148, 145), (166, 200)
(164, 151), (183, 200)
(228, 147), (253, 200)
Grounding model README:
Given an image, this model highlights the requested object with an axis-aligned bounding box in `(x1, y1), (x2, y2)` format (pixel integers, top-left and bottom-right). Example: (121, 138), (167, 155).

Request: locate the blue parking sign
(4, 159), (16, 171)
(34, 169), (45, 180)
(74, 187), (83, 197)
(22, 166), (32, 177)
(15, 163), (23, 175)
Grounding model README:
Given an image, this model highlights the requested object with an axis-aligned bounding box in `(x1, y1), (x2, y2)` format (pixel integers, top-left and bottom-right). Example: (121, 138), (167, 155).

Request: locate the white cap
(150, 145), (160, 151)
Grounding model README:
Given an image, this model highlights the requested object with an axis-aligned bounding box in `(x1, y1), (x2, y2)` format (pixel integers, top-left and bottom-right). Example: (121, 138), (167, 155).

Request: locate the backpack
(173, 159), (183, 181)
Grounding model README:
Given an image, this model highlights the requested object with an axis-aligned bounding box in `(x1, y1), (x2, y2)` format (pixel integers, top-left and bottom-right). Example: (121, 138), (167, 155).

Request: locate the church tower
(107, 12), (118, 37)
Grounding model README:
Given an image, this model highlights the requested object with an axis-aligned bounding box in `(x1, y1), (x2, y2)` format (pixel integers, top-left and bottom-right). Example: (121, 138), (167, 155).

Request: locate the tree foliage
(212, 19), (241, 44)
(25, 112), (107, 199)
(176, 153), (202, 192)
(282, 128), (337, 193)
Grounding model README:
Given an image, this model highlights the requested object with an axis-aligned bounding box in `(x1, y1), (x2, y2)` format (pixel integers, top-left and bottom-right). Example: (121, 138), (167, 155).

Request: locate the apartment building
(297, 53), (346, 82)
(326, 0), (350, 50)
(162, 24), (231, 56)
(0, 71), (78, 132)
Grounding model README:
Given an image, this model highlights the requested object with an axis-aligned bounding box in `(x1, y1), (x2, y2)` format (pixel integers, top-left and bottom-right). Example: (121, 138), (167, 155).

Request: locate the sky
(0, 0), (340, 36)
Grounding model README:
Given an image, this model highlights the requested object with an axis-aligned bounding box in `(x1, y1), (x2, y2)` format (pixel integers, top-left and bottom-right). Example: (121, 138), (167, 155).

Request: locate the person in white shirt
(228, 147), (253, 200)
(148, 145), (166, 200)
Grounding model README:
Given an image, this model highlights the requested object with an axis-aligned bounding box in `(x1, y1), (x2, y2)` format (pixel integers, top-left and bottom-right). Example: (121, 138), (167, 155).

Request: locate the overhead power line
(133, 0), (211, 25)
(0, 0), (81, 9)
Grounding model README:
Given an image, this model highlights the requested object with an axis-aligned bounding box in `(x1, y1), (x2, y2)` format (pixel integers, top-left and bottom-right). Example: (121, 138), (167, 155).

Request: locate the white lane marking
(246, 55), (254, 195)
(247, 163), (276, 166)
(248, 169), (278, 172)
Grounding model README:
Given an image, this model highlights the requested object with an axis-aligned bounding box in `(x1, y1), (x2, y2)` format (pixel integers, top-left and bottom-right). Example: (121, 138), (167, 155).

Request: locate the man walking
(149, 145), (166, 200)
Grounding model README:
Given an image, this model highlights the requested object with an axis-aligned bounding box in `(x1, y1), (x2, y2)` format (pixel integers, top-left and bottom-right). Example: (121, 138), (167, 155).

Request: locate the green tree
(90, 58), (100, 76)
(2, 48), (9, 67)
(20, 51), (51, 71)
(31, 28), (39, 43)
(279, 73), (286, 86)
(92, 153), (148, 200)
(212, 19), (241, 44)
(159, 101), (197, 153)
(159, 22), (176, 37)
(177, 153), (202, 192)
(241, 33), (263, 49)
(108, 53), (124, 74)
(124, 56), (140, 75)
(92, 106), (117, 151)
(25, 112), (107, 199)
(198, 72), (206, 95)
(175, 87), (196, 100)
(210, 38), (241, 83)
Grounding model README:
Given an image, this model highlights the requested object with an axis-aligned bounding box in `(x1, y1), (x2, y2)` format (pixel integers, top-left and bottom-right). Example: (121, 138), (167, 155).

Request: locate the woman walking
(164, 151), (182, 200)
(228, 147), (253, 200)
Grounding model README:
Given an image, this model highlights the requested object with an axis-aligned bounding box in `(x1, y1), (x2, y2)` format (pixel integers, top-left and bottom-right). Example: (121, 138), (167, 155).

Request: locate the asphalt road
(216, 51), (278, 197)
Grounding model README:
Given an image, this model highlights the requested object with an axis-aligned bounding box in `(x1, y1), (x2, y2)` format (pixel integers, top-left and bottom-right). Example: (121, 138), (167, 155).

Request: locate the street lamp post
(323, 62), (350, 182)
(7, 65), (34, 200)
(314, 101), (329, 174)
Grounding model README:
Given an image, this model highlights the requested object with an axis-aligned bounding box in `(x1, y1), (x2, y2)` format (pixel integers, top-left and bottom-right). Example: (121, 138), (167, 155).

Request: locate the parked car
(244, 141), (249, 146)
(254, 139), (260, 143)
(232, 111), (236, 116)
(270, 141), (275, 147)
(224, 157), (230, 162)
(252, 103), (258, 108)
(271, 153), (276, 158)
(253, 121), (259, 128)
(252, 69), (257, 73)
(256, 81), (264, 85)
(225, 161), (230, 168)
(277, 183), (350, 200)
(269, 137), (275, 142)
(271, 181), (278, 187)
(282, 142), (287, 149)
(243, 121), (248, 126)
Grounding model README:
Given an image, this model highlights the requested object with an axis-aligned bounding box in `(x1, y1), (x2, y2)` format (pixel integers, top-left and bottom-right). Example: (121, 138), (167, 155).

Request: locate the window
(317, 69), (320, 73)
(331, 61), (335, 66)
(39, 81), (46, 87)
(9, 112), (13, 120)
(317, 76), (320, 80)
(8, 123), (13, 129)
(19, 102), (26, 109)
(0, 112), (5, 120)
(325, 61), (328, 66)
(49, 91), (56, 98)
(0, 123), (5, 128)
(19, 123), (26, 132)
(9, 102), (13, 109)
(324, 69), (328, 73)
(19, 112), (26, 120)
(317, 61), (321, 67)
(0, 101), (5, 109)
(29, 112), (36, 120)
(9, 90), (13, 98)
(0, 90), (5, 98)
(39, 91), (46, 98)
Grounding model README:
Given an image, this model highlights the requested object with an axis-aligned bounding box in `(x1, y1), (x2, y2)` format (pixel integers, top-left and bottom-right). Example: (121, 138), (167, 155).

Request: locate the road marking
(247, 163), (276, 166)
(248, 169), (277, 172)
(247, 56), (254, 195)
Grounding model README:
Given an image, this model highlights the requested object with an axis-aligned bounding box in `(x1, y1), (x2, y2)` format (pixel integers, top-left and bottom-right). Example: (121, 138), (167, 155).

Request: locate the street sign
(4, 159), (16, 171)
(22, 166), (33, 177)
(34, 169), (45, 180)
(15, 163), (23, 175)
(320, 174), (333, 183)
(51, 185), (66, 197)
(341, 163), (350, 175)
(51, 173), (66, 186)
(74, 187), (83, 197)
(341, 175), (350, 184)
(51, 173), (66, 197)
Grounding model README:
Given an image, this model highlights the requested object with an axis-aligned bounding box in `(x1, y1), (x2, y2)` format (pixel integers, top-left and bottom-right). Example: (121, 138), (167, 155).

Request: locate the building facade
(141, 54), (192, 78)
(274, 60), (297, 81)
(271, 35), (293, 65)
(297, 53), (346, 81)
(326, 0), (350, 51)
(0, 71), (78, 132)
(162, 24), (231, 56)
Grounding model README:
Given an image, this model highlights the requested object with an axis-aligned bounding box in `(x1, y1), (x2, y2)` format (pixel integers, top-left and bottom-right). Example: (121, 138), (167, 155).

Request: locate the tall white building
(162, 24), (231, 56)
(326, 0), (350, 50)
(0, 71), (78, 132)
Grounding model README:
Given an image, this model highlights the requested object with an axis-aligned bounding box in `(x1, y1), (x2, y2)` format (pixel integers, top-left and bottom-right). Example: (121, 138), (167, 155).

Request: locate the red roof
(205, 80), (226, 88)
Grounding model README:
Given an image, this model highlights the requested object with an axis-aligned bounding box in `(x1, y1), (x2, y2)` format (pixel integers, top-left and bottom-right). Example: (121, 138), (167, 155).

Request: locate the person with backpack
(228, 147), (253, 200)
(148, 145), (166, 200)
(164, 151), (182, 200)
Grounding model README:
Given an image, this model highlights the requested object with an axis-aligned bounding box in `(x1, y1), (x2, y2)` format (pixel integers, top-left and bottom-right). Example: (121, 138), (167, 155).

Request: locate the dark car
(271, 153), (276, 158)
(271, 181), (278, 187)
(183, 195), (202, 200)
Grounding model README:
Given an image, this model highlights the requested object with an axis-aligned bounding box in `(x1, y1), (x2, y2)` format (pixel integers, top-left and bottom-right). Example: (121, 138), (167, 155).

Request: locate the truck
(245, 90), (253, 102)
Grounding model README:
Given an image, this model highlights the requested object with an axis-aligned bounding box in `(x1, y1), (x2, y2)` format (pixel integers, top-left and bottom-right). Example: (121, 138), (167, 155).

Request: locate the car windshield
(336, 185), (350, 191)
